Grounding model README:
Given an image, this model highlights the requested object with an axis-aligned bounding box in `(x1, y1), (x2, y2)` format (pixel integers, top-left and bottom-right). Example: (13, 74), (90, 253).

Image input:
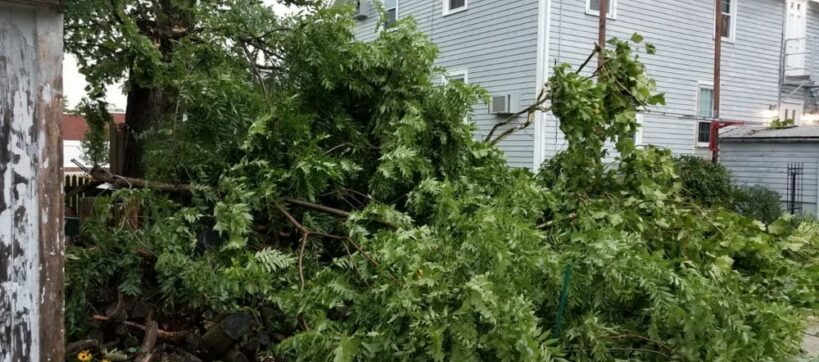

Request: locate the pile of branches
(65, 5), (819, 362)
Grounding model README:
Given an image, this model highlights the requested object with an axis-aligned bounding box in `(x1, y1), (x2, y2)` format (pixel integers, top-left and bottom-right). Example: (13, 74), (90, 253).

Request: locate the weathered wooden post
(0, 0), (65, 360)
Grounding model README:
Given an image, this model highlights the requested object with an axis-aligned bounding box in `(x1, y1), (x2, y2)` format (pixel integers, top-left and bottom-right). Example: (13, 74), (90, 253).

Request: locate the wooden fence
(64, 174), (94, 212)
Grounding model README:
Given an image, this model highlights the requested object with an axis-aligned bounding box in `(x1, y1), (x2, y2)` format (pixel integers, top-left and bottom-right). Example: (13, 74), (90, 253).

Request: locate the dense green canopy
(65, 2), (818, 361)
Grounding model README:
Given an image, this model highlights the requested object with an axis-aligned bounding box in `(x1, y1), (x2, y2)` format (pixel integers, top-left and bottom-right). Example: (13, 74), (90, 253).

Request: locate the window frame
(586, 0), (617, 19)
(633, 113), (645, 147)
(696, 82), (715, 147)
(442, 69), (468, 85)
(717, 0), (738, 42)
(384, 0), (398, 28)
(442, 69), (470, 123)
(442, 0), (468, 16)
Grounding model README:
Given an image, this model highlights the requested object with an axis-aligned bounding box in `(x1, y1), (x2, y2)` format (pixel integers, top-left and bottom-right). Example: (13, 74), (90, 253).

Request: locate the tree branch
(484, 86), (550, 145)
(576, 47), (600, 75)
(92, 315), (189, 344)
(284, 198), (351, 218)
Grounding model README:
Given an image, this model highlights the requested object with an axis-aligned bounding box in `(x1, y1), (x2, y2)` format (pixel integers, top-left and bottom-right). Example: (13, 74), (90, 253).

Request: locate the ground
(802, 316), (819, 361)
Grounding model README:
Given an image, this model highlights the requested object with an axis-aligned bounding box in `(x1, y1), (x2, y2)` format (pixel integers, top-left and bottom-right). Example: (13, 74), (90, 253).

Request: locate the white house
(340, 0), (819, 169)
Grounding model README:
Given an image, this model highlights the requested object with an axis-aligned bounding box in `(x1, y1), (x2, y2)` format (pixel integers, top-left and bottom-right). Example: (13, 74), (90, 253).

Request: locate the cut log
(134, 320), (158, 362)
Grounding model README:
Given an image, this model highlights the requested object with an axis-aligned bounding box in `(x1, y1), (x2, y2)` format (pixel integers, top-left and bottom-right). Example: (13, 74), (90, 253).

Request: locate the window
(633, 114), (645, 146)
(385, 0), (397, 27)
(697, 121), (713, 144)
(443, 70), (469, 122)
(443, 69), (468, 85)
(586, 0), (616, 18)
(719, 0), (737, 41)
(697, 84), (714, 145)
(443, 0), (467, 16)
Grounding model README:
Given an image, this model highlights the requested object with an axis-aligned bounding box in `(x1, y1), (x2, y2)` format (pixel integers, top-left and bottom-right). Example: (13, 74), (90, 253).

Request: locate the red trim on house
(710, 119), (745, 162)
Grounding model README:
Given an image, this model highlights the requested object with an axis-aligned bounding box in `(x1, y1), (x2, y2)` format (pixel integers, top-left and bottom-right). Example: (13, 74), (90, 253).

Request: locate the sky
(63, 1), (298, 112)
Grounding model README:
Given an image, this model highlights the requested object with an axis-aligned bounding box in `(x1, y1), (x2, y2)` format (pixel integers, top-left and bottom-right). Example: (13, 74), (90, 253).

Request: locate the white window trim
(714, 0), (738, 43)
(585, 0), (617, 19)
(696, 81), (714, 148)
(442, 0), (468, 16)
(384, 0), (398, 28)
(634, 113), (645, 147)
(442, 69), (468, 85)
(442, 69), (470, 123)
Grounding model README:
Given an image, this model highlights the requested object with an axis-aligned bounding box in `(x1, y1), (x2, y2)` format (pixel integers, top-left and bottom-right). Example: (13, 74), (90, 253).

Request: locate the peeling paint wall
(0, 1), (64, 361)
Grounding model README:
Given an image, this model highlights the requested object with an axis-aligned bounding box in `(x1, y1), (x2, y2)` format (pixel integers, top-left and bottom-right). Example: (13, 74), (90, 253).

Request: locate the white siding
(720, 141), (819, 217)
(807, 1), (819, 114)
(545, 0), (786, 158)
(352, 0), (540, 168)
(350, 1), (816, 168)
(810, 2), (819, 78)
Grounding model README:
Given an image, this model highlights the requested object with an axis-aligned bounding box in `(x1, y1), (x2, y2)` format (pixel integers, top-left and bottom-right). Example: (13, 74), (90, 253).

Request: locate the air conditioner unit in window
(489, 93), (519, 115)
(353, 0), (369, 19)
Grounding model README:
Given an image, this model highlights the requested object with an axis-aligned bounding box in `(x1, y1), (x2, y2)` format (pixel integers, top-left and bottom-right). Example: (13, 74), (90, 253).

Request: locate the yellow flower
(76, 350), (92, 362)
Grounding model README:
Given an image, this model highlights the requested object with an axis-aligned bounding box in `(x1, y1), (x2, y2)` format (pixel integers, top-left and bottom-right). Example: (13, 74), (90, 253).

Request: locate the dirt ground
(802, 316), (819, 361)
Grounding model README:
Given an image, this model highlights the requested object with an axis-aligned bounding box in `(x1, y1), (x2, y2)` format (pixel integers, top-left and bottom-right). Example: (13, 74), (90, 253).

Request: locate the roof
(720, 125), (819, 142)
(63, 113), (126, 141)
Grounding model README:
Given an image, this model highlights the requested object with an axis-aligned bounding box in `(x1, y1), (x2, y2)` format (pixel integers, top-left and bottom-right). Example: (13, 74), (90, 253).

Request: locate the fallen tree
(65, 4), (819, 361)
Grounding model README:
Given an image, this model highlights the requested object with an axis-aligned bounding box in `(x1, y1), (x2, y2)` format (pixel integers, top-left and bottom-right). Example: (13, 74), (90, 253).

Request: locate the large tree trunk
(120, 0), (194, 178)
(121, 78), (175, 178)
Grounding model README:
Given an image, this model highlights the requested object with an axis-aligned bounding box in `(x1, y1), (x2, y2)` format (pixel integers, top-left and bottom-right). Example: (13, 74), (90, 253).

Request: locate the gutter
(721, 137), (819, 142)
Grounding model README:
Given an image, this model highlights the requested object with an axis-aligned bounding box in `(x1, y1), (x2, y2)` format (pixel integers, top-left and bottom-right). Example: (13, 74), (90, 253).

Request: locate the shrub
(673, 155), (733, 207)
(732, 185), (783, 224)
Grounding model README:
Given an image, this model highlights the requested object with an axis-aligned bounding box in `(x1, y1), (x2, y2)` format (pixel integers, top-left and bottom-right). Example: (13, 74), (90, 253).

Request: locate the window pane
(722, 0), (731, 13)
(450, 0), (465, 9)
(588, 0), (612, 13)
(385, 0), (396, 9)
(449, 75), (465, 83)
(589, 0), (601, 11)
(698, 88), (713, 118)
(385, 8), (396, 26)
(721, 15), (731, 37)
(698, 121), (712, 143)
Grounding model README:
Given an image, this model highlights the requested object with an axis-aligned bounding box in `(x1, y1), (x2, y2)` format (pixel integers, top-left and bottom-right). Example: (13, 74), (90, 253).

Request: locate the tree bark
(122, 83), (175, 178)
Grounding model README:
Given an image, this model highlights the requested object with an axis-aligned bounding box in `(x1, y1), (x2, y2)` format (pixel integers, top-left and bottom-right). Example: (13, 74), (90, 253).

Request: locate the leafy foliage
(77, 99), (113, 166)
(732, 185), (784, 224)
(672, 155), (733, 207)
(66, 3), (819, 361)
(672, 156), (785, 224)
(770, 117), (796, 129)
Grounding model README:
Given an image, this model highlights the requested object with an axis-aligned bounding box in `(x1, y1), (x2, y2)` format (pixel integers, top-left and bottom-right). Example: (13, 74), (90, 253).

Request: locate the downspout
(533, 0), (553, 169)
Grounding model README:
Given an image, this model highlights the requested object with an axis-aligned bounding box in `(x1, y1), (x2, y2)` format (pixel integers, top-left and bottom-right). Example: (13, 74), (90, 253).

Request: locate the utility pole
(598, 0), (608, 68)
(712, 0), (723, 162)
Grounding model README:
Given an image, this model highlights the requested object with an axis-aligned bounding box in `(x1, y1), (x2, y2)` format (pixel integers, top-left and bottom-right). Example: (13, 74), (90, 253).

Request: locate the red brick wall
(63, 113), (125, 141)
